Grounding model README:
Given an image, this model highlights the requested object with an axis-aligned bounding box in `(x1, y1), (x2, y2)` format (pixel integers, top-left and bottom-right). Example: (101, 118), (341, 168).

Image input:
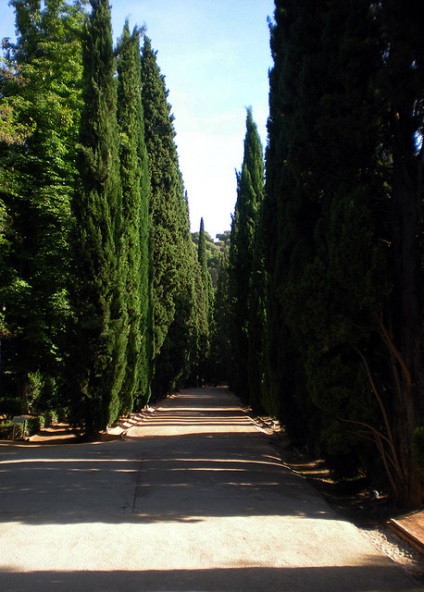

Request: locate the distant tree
(194, 218), (213, 384)
(191, 227), (222, 289)
(210, 248), (232, 385)
(116, 22), (151, 413)
(68, 0), (126, 435)
(154, 195), (198, 398)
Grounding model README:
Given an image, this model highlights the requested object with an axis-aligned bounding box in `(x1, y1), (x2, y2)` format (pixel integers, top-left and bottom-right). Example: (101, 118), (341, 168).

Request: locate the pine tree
(69, 0), (126, 435)
(116, 22), (151, 413)
(229, 108), (264, 405)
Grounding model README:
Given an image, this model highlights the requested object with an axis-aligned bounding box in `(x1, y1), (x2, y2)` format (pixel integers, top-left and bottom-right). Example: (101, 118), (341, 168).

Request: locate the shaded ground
(237, 402), (424, 581)
(271, 436), (398, 528)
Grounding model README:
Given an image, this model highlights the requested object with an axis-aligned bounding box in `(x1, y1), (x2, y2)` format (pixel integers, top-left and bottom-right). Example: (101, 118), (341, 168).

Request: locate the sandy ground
(0, 387), (423, 591)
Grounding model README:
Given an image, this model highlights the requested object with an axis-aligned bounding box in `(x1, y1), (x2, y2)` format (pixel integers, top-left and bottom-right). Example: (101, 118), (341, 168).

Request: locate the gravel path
(0, 387), (422, 591)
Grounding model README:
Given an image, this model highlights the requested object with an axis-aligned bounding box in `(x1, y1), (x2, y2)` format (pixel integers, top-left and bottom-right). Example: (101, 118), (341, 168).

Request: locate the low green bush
(26, 416), (40, 436)
(0, 420), (23, 439)
(0, 421), (13, 439)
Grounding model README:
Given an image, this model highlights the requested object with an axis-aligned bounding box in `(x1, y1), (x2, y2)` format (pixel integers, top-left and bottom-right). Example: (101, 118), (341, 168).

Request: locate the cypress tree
(264, 0), (385, 449)
(154, 195), (198, 397)
(193, 217), (213, 385)
(69, 0), (126, 435)
(376, 0), (424, 506)
(229, 108), (264, 405)
(210, 245), (232, 385)
(141, 37), (196, 398)
(116, 22), (151, 413)
(264, 0), (424, 506)
(141, 37), (178, 363)
(247, 208), (267, 412)
(263, 0), (321, 437)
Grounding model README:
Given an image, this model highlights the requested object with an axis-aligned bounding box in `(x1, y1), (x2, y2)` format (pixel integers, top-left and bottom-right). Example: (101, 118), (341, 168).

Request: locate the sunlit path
(0, 388), (421, 591)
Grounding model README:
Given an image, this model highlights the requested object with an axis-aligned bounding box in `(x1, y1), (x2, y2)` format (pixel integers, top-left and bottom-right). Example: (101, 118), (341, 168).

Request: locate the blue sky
(0, 0), (274, 238)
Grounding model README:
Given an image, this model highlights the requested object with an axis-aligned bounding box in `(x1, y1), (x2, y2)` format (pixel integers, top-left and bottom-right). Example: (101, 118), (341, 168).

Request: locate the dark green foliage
(262, 0), (424, 505)
(229, 108), (264, 405)
(191, 226), (230, 385)
(193, 218), (213, 384)
(210, 248), (232, 385)
(141, 38), (197, 399)
(153, 205), (198, 399)
(246, 213), (266, 413)
(192, 228), (225, 289)
(69, 0), (126, 434)
(116, 22), (151, 413)
(0, 0), (84, 407)
(264, 0), (389, 448)
(141, 37), (180, 363)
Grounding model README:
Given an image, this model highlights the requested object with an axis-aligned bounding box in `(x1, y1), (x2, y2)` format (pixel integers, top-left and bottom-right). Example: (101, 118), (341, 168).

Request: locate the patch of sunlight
(172, 458), (283, 468)
(170, 467), (248, 472)
(157, 406), (242, 413)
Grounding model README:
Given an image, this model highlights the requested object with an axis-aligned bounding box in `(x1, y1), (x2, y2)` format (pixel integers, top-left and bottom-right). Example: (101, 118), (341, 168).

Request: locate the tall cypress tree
(141, 37), (196, 398)
(116, 22), (151, 413)
(263, 0), (424, 507)
(262, 0), (321, 436)
(69, 0), (126, 435)
(229, 108), (264, 404)
(264, 0), (386, 450)
(141, 37), (179, 367)
(377, 0), (424, 506)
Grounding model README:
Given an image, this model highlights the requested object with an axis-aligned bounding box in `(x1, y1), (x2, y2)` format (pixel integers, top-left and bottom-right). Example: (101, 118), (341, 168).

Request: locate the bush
(0, 417), (40, 439)
(0, 420), (14, 439)
(26, 416), (41, 436)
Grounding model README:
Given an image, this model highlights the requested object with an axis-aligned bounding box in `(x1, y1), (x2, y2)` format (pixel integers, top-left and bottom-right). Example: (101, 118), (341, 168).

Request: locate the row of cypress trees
(227, 0), (424, 508)
(4, 0), (423, 509)
(0, 0), (210, 436)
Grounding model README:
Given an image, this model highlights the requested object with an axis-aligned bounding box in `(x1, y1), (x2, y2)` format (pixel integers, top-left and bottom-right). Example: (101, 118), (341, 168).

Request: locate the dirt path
(0, 387), (422, 591)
